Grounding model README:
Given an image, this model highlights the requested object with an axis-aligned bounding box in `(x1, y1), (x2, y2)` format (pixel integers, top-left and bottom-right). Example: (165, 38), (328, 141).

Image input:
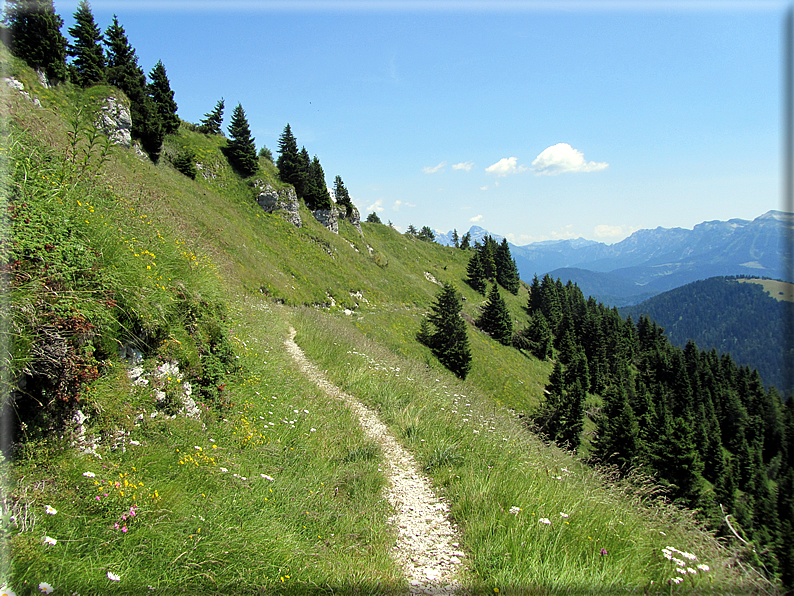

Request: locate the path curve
(285, 328), (465, 595)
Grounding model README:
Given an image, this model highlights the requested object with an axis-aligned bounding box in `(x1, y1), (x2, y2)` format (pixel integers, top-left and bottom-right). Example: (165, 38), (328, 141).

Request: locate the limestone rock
(2, 77), (41, 107)
(342, 204), (364, 236)
(96, 96), (132, 148)
(312, 205), (340, 234)
(255, 181), (301, 227)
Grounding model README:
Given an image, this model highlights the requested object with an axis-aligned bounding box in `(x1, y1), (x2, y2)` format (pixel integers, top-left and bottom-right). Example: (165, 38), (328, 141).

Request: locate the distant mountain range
(436, 210), (793, 306)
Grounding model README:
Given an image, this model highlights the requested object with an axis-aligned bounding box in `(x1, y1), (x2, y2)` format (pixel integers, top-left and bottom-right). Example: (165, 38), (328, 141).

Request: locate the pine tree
(67, 0), (105, 87)
(495, 238), (520, 294)
(459, 232), (471, 250)
(198, 98), (224, 135)
(594, 382), (640, 472)
(225, 103), (258, 177)
(5, 0), (67, 82)
(333, 175), (353, 217)
(366, 212), (382, 224)
(478, 236), (497, 280)
(148, 60), (179, 135)
(452, 229), (459, 248)
(104, 15), (161, 161)
(419, 283), (472, 379)
(418, 226), (435, 242)
(465, 251), (487, 294)
(476, 283), (512, 345)
(406, 225), (418, 237)
(305, 156), (331, 210)
(277, 124), (302, 189)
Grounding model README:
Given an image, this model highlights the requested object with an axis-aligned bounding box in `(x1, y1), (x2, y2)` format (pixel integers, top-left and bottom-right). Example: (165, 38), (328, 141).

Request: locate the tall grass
(291, 307), (768, 595)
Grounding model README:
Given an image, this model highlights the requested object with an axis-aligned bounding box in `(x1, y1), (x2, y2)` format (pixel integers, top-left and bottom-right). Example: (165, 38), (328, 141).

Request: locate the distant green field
(739, 277), (794, 302)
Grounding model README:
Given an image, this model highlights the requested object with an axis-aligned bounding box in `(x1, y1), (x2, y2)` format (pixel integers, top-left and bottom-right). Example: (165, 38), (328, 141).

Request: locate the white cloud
(422, 162), (446, 174)
(485, 157), (526, 177)
(532, 143), (608, 176)
(470, 215), (483, 223)
(594, 224), (638, 239)
(452, 161), (474, 172)
(366, 199), (384, 213)
(393, 200), (416, 211)
(480, 185), (488, 191)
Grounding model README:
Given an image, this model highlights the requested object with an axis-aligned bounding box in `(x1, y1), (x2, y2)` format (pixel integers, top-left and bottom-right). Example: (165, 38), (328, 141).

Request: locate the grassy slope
(1, 51), (771, 595)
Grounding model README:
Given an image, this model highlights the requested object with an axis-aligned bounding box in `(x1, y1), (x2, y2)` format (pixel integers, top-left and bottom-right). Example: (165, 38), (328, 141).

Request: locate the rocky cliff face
(96, 96), (132, 148)
(312, 206), (339, 234)
(255, 182), (302, 227)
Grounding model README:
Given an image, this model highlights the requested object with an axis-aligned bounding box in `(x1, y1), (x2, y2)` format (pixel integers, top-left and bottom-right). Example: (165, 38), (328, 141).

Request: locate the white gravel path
(285, 328), (466, 595)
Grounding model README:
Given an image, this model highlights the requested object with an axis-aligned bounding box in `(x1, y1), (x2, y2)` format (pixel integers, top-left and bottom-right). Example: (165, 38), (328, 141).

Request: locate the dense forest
(621, 276), (793, 393)
(521, 274), (794, 586)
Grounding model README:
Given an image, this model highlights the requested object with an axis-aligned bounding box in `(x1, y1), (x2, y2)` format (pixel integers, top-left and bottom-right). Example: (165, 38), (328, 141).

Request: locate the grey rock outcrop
(97, 96), (132, 148)
(312, 206), (340, 234)
(2, 77), (42, 107)
(256, 182), (301, 227)
(343, 204), (364, 236)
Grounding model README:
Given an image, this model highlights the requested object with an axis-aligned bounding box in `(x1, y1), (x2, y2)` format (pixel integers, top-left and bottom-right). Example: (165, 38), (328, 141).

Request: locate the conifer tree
(594, 382), (640, 472)
(5, 0), (67, 82)
(67, 0), (105, 87)
(333, 175), (353, 217)
(198, 98), (224, 135)
(148, 60), (179, 135)
(476, 283), (512, 345)
(277, 124), (302, 189)
(226, 103), (258, 177)
(419, 283), (472, 379)
(495, 238), (520, 294)
(465, 251), (487, 294)
(366, 212), (382, 224)
(103, 15), (161, 161)
(406, 225), (418, 237)
(304, 156), (331, 210)
(459, 232), (471, 250)
(452, 229), (459, 248)
(478, 236), (497, 280)
(418, 226), (435, 242)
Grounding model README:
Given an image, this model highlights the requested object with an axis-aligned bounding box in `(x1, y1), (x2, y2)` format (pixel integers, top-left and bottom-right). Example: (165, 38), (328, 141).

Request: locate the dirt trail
(285, 328), (465, 595)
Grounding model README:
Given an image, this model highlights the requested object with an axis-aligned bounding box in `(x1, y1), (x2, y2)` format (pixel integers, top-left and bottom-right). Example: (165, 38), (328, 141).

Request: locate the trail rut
(285, 328), (465, 595)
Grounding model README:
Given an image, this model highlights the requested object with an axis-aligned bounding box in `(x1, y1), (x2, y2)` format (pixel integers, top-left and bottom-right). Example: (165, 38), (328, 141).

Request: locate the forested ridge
(620, 276), (793, 393)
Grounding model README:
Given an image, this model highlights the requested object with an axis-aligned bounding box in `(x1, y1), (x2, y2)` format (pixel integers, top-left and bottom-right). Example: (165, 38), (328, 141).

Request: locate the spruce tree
(594, 382), (640, 472)
(305, 156), (331, 210)
(67, 0), (105, 87)
(420, 283), (472, 379)
(459, 232), (471, 250)
(104, 15), (161, 161)
(476, 283), (513, 346)
(225, 103), (258, 177)
(495, 238), (520, 294)
(277, 124), (301, 187)
(418, 226), (435, 242)
(148, 60), (179, 135)
(465, 251), (487, 294)
(333, 175), (353, 217)
(5, 0), (67, 82)
(366, 212), (382, 224)
(452, 229), (459, 248)
(198, 98), (224, 134)
(297, 147), (311, 198)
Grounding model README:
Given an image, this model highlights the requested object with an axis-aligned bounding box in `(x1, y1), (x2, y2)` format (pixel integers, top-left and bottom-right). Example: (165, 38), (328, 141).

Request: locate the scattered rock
(255, 181), (301, 227)
(96, 96), (132, 147)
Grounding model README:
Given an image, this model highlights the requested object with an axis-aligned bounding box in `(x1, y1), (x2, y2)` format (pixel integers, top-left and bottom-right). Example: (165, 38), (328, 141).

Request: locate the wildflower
(219, 467), (228, 472)
(686, 568), (697, 574)
(310, 428), (316, 432)
(600, 548), (608, 556)
(107, 571), (121, 581)
(669, 577), (683, 585)
(676, 568), (687, 575)
(45, 505), (57, 515)
(509, 506), (521, 515)
(697, 564), (710, 572)
(82, 471), (95, 478)
(539, 518), (551, 525)
(38, 583), (54, 594)
(261, 474), (274, 481)
(560, 512), (569, 518)
(43, 536), (57, 546)
(0, 586), (16, 596)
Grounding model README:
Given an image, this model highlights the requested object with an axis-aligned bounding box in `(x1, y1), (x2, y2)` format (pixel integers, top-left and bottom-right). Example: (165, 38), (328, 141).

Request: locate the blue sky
(59, 0), (785, 244)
